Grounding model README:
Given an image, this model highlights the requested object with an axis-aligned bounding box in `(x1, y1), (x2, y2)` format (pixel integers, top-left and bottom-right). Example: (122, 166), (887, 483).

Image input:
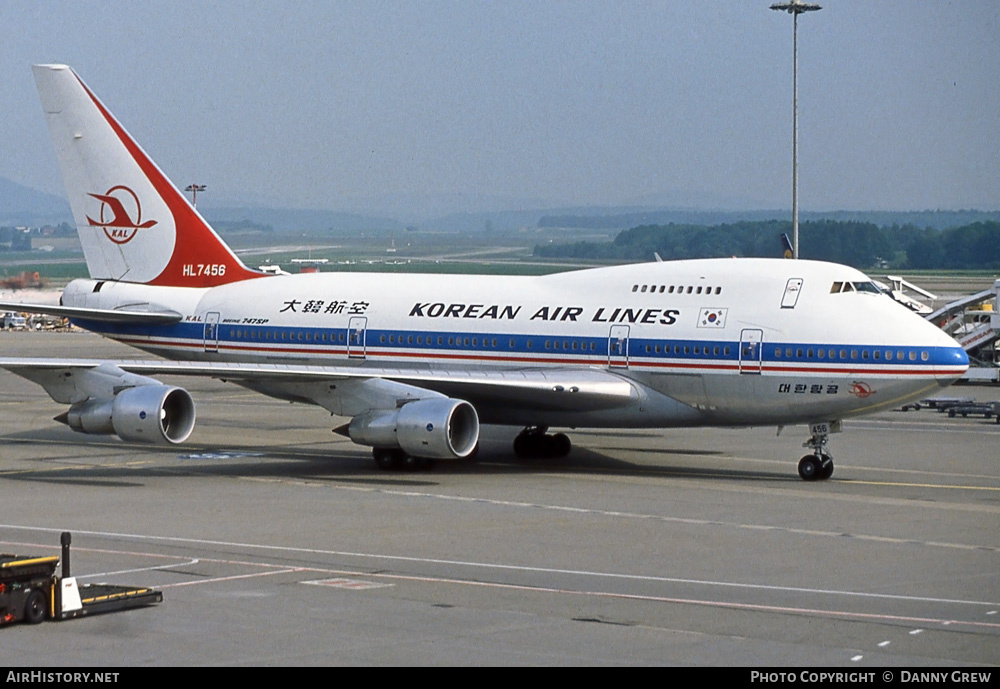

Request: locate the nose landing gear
(799, 421), (836, 481)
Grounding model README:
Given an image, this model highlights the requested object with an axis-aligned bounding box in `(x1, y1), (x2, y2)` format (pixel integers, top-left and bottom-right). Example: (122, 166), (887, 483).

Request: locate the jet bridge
(926, 279), (1000, 381)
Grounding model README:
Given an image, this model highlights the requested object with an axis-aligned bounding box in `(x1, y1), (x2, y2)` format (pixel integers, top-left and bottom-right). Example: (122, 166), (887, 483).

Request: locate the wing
(0, 357), (706, 460)
(0, 357), (639, 419)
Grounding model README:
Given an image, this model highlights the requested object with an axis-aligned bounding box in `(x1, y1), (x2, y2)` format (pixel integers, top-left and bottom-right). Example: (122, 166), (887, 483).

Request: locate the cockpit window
(830, 280), (880, 294)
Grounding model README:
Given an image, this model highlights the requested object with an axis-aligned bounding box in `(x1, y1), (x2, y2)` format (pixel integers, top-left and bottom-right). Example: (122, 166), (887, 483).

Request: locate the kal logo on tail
(86, 185), (158, 244)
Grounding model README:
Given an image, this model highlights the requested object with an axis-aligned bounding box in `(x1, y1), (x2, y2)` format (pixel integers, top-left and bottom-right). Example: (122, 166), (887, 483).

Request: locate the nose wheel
(799, 423), (835, 481)
(798, 452), (833, 481)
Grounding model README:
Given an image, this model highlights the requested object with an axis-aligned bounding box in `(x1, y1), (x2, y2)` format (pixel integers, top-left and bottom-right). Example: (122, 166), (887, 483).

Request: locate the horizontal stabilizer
(0, 301), (182, 324)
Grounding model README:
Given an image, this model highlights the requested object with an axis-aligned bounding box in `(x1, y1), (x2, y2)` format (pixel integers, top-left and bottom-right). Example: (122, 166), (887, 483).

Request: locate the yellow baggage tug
(1, 532), (161, 625)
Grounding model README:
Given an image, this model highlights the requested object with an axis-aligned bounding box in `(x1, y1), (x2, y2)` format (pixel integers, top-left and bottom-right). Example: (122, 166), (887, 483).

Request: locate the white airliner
(0, 64), (969, 481)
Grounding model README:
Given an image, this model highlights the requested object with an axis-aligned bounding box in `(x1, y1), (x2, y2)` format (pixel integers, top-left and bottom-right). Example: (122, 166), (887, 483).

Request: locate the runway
(1, 330), (998, 666)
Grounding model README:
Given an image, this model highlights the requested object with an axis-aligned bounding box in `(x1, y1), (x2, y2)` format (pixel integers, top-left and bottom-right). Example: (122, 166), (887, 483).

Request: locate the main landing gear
(372, 448), (435, 471)
(798, 422), (835, 481)
(512, 426), (572, 459)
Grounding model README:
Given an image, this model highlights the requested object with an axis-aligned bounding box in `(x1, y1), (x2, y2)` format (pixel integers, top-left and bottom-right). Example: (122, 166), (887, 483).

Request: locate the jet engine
(61, 385), (196, 445)
(347, 398), (479, 459)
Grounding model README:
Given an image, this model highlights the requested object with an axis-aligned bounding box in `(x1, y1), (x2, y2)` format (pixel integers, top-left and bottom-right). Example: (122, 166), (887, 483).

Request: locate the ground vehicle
(946, 401), (999, 419)
(0, 554), (56, 624)
(0, 532), (161, 625)
(2, 312), (27, 330)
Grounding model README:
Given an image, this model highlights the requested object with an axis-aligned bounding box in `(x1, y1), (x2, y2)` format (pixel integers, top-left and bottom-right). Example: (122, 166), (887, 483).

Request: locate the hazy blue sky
(2, 1), (997, 217)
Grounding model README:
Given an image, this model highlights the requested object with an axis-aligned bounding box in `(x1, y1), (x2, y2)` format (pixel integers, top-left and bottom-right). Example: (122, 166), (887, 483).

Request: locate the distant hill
(0, 175), (402, 233)
(202, 206), (403, 234)
(3, 174), (997, 235)
(0, 176), (71, 225)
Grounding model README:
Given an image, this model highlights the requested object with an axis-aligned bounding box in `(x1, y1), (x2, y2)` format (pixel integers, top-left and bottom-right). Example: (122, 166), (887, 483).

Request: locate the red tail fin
(34, 64), (266, 287)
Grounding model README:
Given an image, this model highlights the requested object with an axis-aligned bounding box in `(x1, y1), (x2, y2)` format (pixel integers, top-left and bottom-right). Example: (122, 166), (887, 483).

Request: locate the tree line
(534, 220), (1000, 270)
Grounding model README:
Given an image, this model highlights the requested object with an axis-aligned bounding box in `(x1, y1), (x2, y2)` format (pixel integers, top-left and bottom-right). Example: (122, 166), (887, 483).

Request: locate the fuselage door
(203, 311), (220, 353)
(347, 316), (367, 359)
(608, 325), (630, 369)
(781, 278), (803, 309)
(739, 328), (763, 374)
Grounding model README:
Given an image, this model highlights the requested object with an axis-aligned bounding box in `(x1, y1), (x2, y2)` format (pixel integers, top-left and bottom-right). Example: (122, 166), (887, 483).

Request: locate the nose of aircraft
(890, 305), (970, 384)
(922, 321), (970, 384)
(938, 344), (970, 382)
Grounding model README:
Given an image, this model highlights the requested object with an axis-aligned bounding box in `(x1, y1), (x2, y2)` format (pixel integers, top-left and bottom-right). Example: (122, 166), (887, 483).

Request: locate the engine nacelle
(347, 398), (480, 459)
(64, 385), (196, 445)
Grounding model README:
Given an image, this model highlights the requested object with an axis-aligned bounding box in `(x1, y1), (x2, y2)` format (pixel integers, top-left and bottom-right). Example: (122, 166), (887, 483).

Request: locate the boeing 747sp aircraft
(0, 65), (969, 480)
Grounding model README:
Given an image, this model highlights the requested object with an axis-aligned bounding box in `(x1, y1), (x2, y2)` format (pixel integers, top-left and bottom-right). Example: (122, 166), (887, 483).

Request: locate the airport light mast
(185, 183), (207, 207)
(770, 0), (821, 259)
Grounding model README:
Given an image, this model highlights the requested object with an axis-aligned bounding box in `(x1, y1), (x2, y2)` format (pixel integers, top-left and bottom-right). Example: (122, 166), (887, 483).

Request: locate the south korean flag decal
(698, 307), (728, 328)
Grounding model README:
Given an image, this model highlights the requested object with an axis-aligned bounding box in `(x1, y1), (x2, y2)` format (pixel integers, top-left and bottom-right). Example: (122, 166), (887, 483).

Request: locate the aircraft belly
(222, 363), (708, 430)
(696, 371), (944, 425)
(472, 389), (706, 428)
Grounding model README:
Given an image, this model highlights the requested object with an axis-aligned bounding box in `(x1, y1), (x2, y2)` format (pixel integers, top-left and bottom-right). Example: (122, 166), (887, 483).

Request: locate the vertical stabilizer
(33, 64), (265, 287)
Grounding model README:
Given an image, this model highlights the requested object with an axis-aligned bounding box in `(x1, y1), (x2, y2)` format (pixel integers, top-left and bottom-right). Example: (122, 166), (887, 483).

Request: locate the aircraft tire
(797, 455), (821, 481)
(373, 448), (404, 470)
(513, 433), (535, 458)
(400, 455), (435, 471)
(551, 433), (572, 457)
